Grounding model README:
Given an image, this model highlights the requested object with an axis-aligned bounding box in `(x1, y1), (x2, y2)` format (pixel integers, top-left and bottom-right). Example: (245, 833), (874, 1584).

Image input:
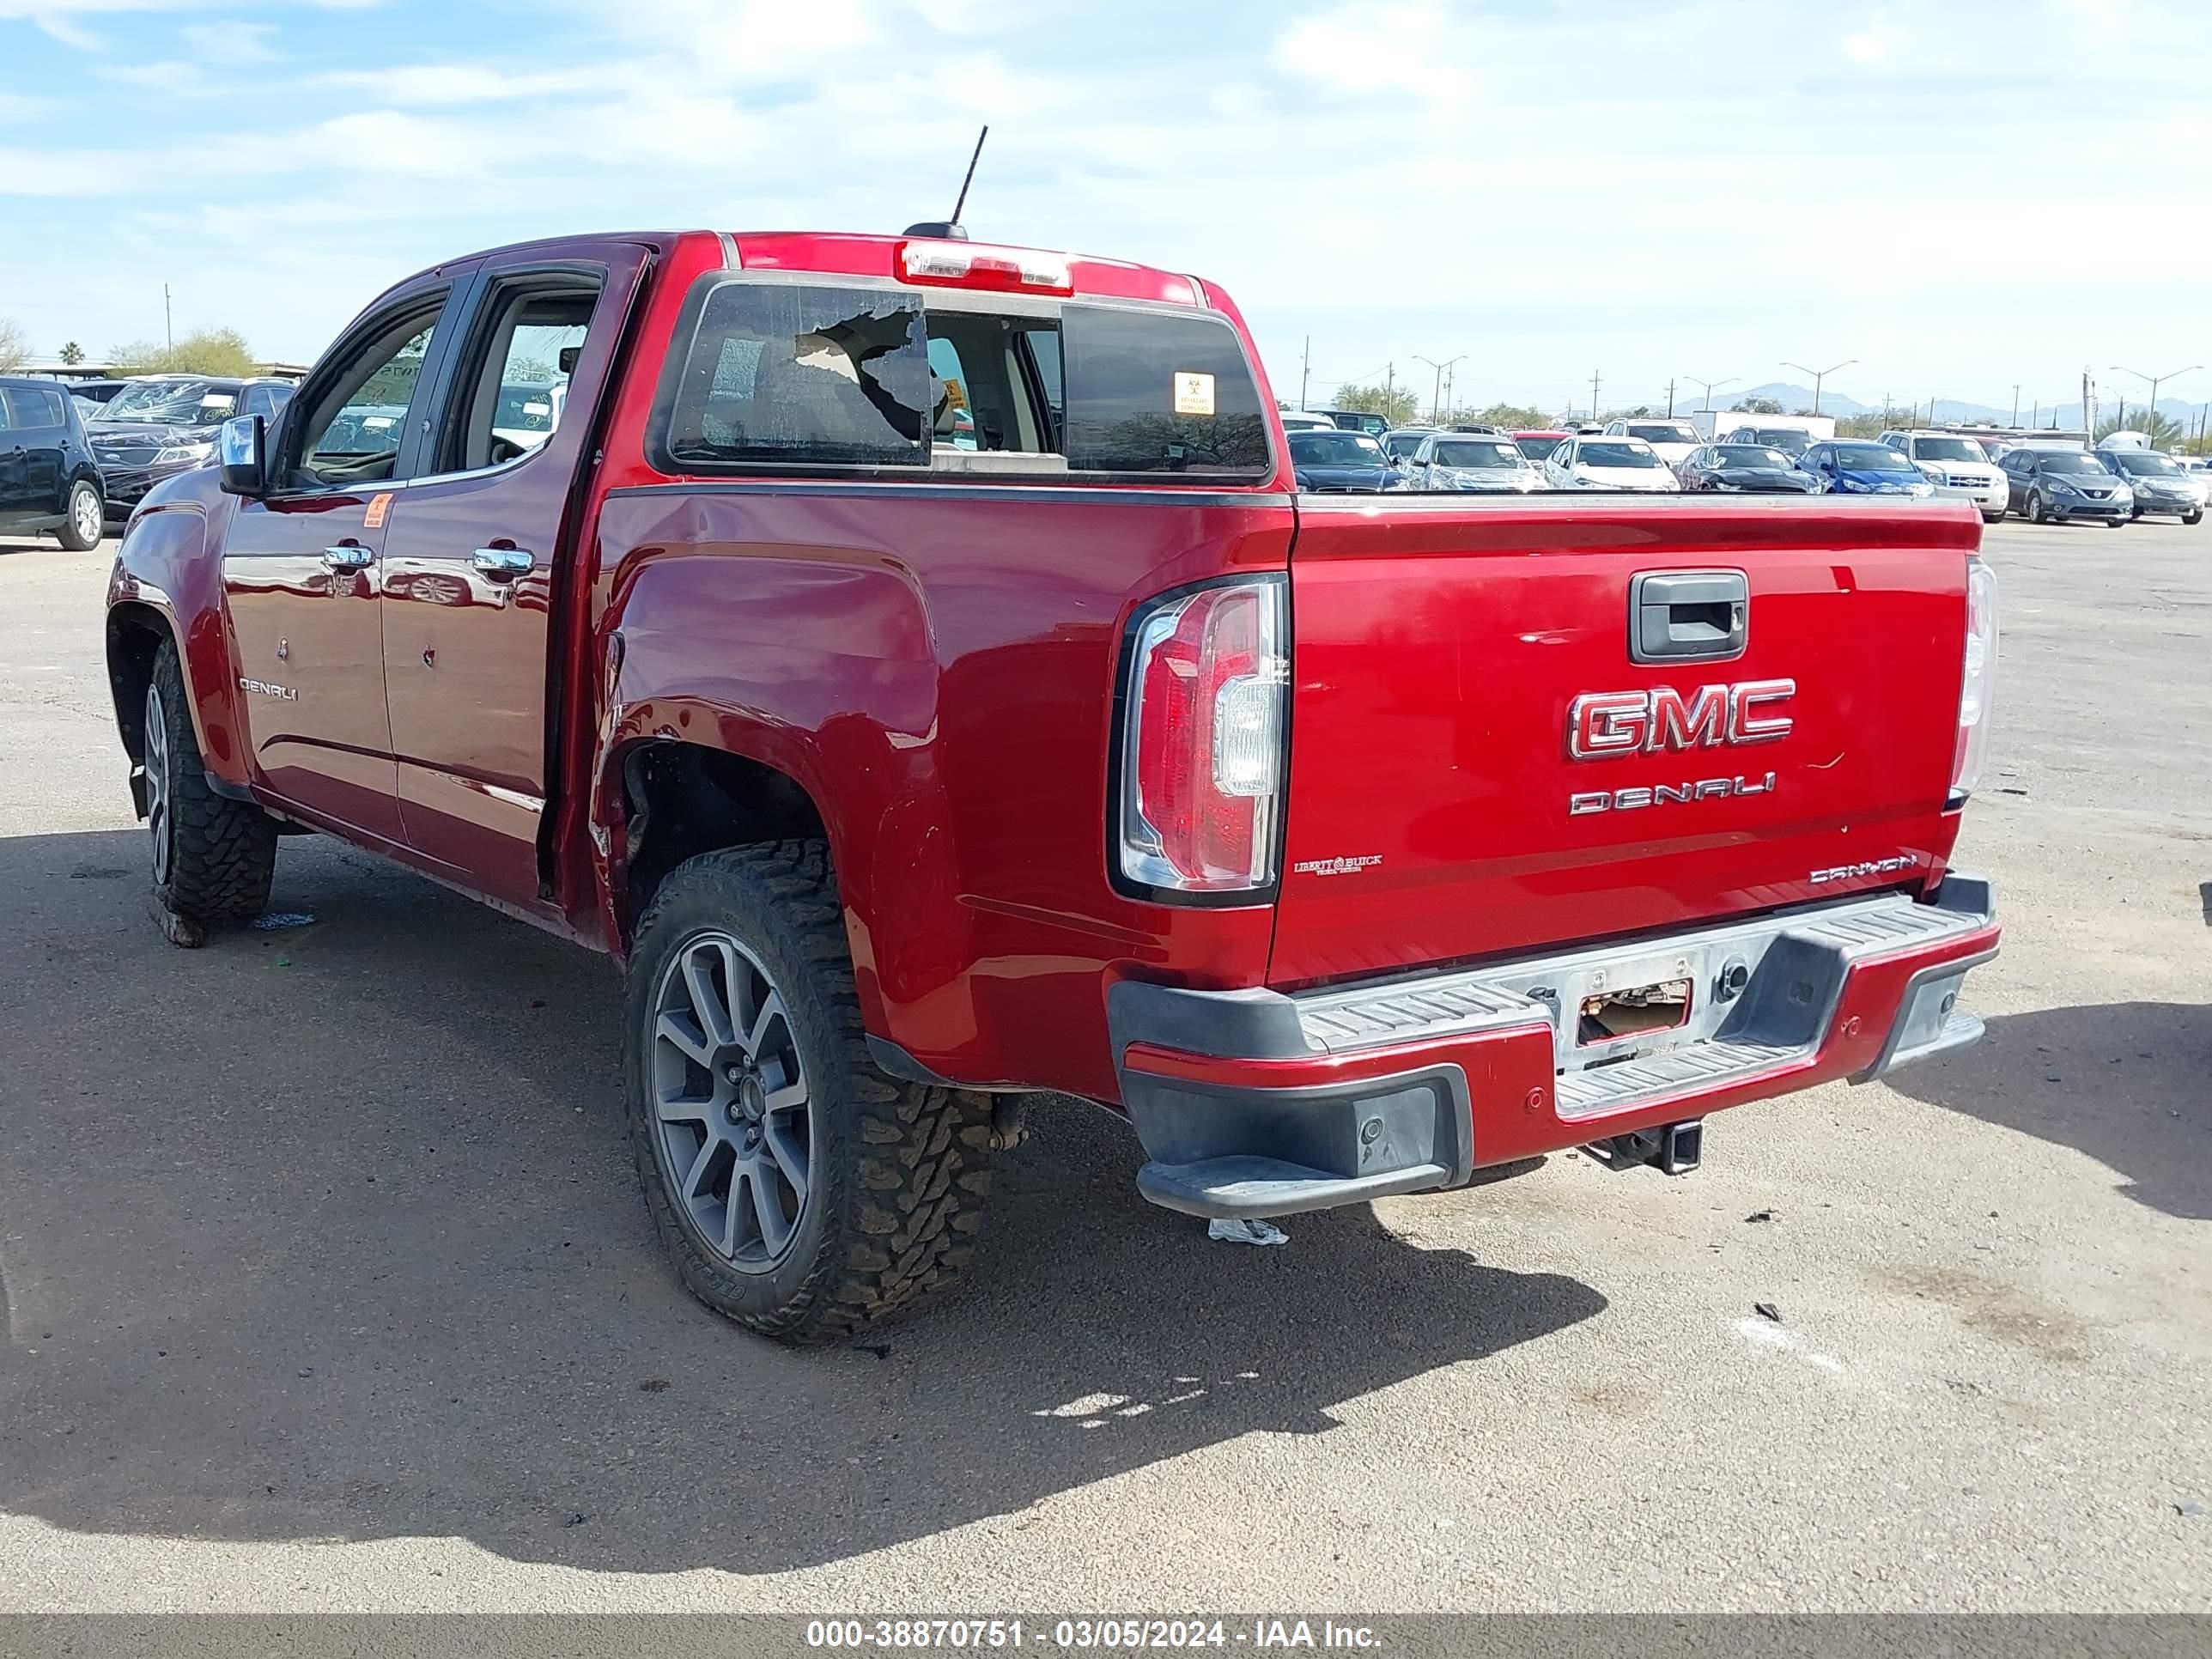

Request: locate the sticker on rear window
(1173, 371), (1216, 416)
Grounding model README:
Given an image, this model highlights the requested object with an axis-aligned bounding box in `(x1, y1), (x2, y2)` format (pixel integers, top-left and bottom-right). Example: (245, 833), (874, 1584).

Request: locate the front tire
(145, 640), (278, 927)
(623, 841), (999, 1343)
(2106, 516), (2126, 529)
(58, 481), (103, 551)
(2025, 489), (2045, 525)
(2185, 511), (2203, 526)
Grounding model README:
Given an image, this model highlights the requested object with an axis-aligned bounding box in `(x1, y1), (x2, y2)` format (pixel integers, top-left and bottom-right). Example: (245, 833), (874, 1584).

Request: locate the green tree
(1448, 401), (1551, 429)
(1835, 411), (1893, 439)
(110, 326), (258, 377)
(58, 340), (84, 366)
(2097, 409), (2185, 447)
(0, 318), (27, 373)
(1334, 381), (1421, 426)
(1731, 396), (1784, 415)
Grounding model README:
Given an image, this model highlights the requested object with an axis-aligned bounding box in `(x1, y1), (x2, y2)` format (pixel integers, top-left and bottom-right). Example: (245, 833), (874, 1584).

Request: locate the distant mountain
(1721, 380), (2205, 433)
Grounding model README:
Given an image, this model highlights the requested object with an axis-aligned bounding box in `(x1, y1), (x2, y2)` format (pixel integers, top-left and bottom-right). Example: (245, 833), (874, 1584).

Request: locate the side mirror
(218, 414), (265, 497)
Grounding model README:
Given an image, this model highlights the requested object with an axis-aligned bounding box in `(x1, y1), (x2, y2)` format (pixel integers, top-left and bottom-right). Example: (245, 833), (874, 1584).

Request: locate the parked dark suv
(88, 375), (294, 524)
(0, 376), (106, 550)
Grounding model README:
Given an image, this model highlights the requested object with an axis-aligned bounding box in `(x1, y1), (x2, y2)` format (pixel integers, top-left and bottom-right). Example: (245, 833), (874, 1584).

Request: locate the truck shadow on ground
(1885, 1000), (2212, 1221)
(0, 829), (1605, 1575)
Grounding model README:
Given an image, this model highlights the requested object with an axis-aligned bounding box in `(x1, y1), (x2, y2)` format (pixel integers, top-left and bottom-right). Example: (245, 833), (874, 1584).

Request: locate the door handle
(471, 547), (536, 579)
(321, 544), (374, 571)
(1630, 570), (1749, 664)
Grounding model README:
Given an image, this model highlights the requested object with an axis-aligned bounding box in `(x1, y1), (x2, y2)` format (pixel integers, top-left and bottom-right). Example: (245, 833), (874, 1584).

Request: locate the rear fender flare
(587, 558), (959, 1046)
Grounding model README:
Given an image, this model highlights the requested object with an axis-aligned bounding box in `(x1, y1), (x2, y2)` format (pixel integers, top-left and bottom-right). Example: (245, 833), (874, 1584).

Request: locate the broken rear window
(660, 283), (932, 469)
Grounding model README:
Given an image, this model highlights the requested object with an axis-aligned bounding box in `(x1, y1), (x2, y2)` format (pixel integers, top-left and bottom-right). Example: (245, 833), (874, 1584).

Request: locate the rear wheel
(145, 640), (278, 928)
(623, 841), (1000, 1343)
(57, 481), (103, 551)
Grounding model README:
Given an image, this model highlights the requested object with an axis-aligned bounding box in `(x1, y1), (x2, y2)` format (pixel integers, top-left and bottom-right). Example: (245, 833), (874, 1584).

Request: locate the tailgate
(1268, 496), (1977, 988)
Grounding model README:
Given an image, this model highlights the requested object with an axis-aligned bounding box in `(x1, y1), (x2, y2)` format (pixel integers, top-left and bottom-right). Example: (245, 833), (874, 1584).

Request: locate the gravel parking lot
(0, 518), (2205, 1613)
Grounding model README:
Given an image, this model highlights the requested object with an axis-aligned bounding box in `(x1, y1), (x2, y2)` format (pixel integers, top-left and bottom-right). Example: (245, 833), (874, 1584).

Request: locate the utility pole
(1414, 354), (1464, 424)
(2011, 385), (2020, 426)
(1683, 374), (1735, 413)
(1663, 378), (1678, 417)
(1783, 359), (1856, 416)
(1589, 369), (1601, 421)
(1385, 362), (1395, 421)
(2082, 368), (2094, 437)
(1299, 336), (1310, 412)
(163, 283), (173, 354)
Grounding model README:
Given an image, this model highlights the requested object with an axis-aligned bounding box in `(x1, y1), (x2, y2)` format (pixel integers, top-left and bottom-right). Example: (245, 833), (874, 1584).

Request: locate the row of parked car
(0, 370), (298, 548)
(1281, 413), (2209, 527)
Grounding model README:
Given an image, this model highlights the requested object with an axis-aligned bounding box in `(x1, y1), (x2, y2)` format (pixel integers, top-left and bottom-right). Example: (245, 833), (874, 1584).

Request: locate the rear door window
(3, 386), (66, 429)
(1058, 304), (1268, 476)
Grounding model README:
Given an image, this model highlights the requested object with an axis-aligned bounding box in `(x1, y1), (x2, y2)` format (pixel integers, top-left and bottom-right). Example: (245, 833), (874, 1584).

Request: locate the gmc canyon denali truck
(105, 228), (2001, 1342)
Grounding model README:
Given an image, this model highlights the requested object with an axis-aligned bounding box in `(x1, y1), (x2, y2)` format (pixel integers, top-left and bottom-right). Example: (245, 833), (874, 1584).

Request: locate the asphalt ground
(0, 514), (2205, 1613)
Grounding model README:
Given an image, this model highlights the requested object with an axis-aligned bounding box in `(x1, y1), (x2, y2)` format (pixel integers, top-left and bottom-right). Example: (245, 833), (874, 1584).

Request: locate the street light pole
(1682, 375), (1735, 411)
(1783, 359), (1857, 416)
(2110, 364), (2202, 442)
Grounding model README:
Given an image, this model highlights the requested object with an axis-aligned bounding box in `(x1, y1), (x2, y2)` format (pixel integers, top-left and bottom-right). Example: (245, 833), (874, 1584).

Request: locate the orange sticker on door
(363, 493), (393, 529)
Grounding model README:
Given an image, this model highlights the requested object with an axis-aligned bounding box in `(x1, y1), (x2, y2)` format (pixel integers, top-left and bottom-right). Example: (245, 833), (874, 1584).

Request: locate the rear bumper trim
(1109, 877), (1998, 1218)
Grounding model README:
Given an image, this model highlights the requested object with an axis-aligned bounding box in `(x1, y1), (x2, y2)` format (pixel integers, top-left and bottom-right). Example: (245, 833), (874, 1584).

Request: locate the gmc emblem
(1568, 679), (1796, 760)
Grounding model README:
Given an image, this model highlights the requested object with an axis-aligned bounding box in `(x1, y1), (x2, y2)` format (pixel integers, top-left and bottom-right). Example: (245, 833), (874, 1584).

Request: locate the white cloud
(98, 59), (207, 91)
(1272, 1), (1472, 101)
(179, 19), (276, 59)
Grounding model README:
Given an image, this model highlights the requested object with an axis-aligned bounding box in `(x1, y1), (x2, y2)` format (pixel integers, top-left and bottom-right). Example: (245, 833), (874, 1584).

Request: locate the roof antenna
(904, 125), (988, 240)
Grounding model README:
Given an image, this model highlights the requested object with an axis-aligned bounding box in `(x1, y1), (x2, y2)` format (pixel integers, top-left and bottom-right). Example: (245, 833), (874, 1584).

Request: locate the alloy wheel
(72, 488), (101, 547)
(648, 930), (813, 1273)
(143, 682), (171, 884)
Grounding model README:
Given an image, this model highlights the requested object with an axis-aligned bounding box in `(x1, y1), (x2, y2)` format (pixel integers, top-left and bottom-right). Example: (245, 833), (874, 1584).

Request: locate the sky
(2, 0), (2209, 422)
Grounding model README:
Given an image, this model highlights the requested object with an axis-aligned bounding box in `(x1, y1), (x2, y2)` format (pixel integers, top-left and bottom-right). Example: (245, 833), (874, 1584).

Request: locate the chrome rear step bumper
(1111, 876), (1998, 1221)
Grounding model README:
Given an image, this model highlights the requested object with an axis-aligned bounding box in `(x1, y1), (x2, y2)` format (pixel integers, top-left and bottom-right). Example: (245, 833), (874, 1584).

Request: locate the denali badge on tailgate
(1567, 679), (1796, 759)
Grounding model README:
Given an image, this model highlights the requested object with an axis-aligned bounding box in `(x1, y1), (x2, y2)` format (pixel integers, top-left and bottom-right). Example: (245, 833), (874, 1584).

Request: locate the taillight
(1117, 577), (1287, 896)
(896, 239), (1074, 295)
(1949, 557), (1999, 803)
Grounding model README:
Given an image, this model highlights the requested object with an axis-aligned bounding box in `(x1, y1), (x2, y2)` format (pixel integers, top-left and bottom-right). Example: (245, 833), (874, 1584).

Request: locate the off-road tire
(622, 840), (999, 1343)
(58, 482), (102, 551)
(147, 639), (277, 926)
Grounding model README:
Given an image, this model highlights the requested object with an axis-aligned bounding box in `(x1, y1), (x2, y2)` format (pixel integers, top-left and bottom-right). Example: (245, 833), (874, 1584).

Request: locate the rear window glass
(658, 284), (1267, 479)
(662, 283), (933, 469)
(1059, 303), (1268, 476)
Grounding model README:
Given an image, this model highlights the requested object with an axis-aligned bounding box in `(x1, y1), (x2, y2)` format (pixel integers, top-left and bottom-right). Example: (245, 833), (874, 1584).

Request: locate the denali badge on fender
(1568, 679), (1796, 760)
(1570, 773), (1777, 815)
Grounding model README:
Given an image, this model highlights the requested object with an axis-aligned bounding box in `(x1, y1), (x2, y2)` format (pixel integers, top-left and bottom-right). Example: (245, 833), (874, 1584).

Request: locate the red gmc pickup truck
(104, 227), (2001, 1342)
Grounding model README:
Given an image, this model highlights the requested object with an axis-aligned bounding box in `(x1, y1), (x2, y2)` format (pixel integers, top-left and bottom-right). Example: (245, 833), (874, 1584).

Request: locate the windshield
(1740, 428), (1811, 455)
(97, 380), (239, 426)
(2109, 449), (2181, 476)
(1578, 441), (1660, 469)
(1434, 439), (1522, 469)
(1290, 430), (1385, 465)
(1712, 446), (1793, 471)
(1833, 443), (1913, 471)
(1911, 437), (1988, 463)
(1382, 432), (1428, 459)
(1626, 422), (1697, 445)
(1515, 435), (1562, 460)
(2041, 452), (2115, 476)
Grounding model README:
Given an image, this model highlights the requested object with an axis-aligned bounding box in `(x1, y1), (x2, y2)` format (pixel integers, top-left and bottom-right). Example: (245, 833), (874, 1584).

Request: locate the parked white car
(1603, 417), (1701, 468)
(1279, 410), (1340, 431)
(1879, 430), (2008, 523)
(2177, 455), (2211, 509)
(1402, 431), (1546, 493)
(1544, 433), (1681, 491)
